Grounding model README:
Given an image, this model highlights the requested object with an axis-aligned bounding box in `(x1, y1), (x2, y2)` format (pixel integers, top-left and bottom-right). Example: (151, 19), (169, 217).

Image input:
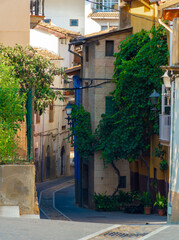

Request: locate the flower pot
(144, 206), (152, 215)
(158, 208), (165, 216)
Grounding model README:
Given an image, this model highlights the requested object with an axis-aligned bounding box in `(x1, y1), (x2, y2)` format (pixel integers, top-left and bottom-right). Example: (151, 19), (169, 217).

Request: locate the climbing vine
(70, 105), (96, 159)
(70, 25), (169, 194)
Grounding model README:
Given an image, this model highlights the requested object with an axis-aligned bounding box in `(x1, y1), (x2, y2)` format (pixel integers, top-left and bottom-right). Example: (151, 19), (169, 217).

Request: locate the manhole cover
(102, 231), (146, 238)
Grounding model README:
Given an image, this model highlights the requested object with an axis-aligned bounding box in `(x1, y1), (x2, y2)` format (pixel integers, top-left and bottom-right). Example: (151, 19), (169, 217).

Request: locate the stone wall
(0, 165), (39, 215)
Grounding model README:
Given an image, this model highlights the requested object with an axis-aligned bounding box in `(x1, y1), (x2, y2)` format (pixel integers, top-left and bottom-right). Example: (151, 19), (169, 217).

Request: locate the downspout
(68, 43), (83, 59)
(158, 19), (173, 33)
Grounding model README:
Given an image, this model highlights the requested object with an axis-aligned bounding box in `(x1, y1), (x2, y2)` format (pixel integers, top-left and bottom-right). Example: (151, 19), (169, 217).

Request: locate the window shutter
(105, 96), (114, 115)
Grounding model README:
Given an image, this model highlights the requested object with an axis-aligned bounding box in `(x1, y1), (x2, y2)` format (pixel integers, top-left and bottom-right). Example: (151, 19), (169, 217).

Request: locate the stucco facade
(30, 23), (77, 182)
(0, 0), (29, 47)
(80, 28), (132, 208)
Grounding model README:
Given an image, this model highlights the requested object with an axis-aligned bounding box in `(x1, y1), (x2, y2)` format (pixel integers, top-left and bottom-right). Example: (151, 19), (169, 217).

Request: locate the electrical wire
(86, 0), (158, 23)
(50, 80), (111, 91)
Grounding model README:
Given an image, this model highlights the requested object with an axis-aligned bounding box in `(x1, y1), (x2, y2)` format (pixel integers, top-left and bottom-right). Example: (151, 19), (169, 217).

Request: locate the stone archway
(61, 146), (65, 175)
(46, 145), (50, 179)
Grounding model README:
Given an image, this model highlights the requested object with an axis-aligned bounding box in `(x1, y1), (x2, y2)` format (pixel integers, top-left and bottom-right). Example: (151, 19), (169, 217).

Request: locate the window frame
(70, 19), (79, 27)
(105, 40), (114, 57)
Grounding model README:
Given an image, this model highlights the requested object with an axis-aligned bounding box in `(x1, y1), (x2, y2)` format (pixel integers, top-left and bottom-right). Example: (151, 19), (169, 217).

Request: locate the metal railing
(30, 0), (44, 16)
(159, 114), (171, 142)
(92, 0), (118, 12)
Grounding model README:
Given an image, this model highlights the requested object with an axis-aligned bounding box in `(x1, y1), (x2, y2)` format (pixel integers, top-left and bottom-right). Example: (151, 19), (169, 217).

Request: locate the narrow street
(37, 176), (167, 224)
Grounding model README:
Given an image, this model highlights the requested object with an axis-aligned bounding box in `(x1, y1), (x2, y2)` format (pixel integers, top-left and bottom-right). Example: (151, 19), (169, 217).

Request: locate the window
(93, 0), (118, 12)
(101, 26), (108, 31)
(36, 111), (40, 123)
(42, 19), (51, 24)
(70, 19), (79, 26)
(49, 101), (54, 122)
(85, 46), (89, 62)
(105, 40), (114, 56)
(119, 176), (126, 188)
(154, 168), (157, 180)
(105, 96), (117, 115)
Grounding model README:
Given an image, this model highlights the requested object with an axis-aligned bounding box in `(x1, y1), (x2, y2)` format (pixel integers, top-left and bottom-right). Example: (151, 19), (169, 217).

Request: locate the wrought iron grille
(30, 0), (44, 16)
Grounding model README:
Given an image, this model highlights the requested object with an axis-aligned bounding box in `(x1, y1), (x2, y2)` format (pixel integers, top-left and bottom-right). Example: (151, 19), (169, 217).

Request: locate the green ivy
(70, 105), (96, 159)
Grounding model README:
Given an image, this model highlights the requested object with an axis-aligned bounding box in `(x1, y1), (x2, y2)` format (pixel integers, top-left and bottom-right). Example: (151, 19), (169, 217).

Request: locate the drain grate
(102, 231), (147, 238)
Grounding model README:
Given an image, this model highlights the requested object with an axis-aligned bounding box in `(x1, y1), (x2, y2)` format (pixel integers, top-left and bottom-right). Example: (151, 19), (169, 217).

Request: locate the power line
(86, 0), (157, 23)
(51, 80), (111, 91)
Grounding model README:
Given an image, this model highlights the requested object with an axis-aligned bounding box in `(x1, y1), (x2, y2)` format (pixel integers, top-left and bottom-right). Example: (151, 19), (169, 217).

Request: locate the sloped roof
(88, 12), (119, 19)
(34, 48), (64, 60)
(36, 21), (81, 38)
(70, 26), (132, 45)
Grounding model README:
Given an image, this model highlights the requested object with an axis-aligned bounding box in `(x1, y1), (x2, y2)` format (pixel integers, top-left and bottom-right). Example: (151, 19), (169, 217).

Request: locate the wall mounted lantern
(162, 71), (171, 88)
(65, 102), (73, 127)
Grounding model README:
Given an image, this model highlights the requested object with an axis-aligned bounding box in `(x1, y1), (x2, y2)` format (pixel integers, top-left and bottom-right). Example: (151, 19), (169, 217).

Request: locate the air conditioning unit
(172, 18), (179, 66)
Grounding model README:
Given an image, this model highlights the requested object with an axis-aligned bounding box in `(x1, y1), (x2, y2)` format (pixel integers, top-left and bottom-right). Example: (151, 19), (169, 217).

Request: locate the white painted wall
(30, 29), (73, 68)
(85, 1), (119, 35)
(30, 28), (73, 180)
(44, 0), (85, 34)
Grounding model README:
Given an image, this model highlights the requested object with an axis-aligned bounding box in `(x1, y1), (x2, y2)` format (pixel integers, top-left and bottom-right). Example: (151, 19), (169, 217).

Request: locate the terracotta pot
(158, 208), (165, 216)
(144, 206), (152, 215)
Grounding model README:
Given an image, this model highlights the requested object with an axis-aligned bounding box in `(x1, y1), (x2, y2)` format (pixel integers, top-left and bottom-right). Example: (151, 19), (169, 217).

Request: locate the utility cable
(50, 80), (111, 91)
(86, 0), (158, 23)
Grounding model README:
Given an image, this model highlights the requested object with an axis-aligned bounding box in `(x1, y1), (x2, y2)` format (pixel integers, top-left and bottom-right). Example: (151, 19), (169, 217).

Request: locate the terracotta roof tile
(84, 27), (118, 38)
(34, 48), (64, 60)
(36, 21), (81, 37)
(88, 12), (119, 19)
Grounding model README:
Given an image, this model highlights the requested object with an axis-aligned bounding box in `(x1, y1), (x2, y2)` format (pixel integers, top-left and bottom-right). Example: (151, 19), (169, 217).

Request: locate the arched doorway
(46, 145), (50, 179)
(61, 146), (65, 175)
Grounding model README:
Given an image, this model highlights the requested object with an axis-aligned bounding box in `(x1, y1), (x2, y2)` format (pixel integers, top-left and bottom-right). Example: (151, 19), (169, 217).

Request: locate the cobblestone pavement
(39, 178), (74, 220)
(90, 225), (162, 240)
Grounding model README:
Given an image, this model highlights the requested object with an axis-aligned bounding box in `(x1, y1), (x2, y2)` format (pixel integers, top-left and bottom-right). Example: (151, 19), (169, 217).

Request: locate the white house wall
(44, 0), (85, 34)
(85, 2), (119, 35)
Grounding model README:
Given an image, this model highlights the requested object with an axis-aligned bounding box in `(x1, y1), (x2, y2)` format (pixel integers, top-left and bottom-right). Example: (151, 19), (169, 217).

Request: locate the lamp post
(149, 89), (159, 112)
(65, 102), (73, 127)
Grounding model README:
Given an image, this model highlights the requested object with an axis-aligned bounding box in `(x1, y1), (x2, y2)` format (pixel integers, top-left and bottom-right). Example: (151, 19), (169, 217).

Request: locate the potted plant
(153, 192), (167, 216)
(140, 192), (152, 215)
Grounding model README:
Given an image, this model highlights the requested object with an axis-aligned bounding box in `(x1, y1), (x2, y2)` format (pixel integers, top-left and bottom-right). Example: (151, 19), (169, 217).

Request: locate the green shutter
(105, 96), (115, 115)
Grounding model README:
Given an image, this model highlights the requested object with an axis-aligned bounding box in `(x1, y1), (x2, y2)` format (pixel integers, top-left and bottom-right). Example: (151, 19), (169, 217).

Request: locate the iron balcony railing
(92, 0), (118, 12)
(159, 114), (171, 143)
(30, 0), (44, 16)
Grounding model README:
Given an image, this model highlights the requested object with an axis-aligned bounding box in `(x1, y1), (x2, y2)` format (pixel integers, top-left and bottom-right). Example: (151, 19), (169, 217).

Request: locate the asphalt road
(54, 184), (167, 224)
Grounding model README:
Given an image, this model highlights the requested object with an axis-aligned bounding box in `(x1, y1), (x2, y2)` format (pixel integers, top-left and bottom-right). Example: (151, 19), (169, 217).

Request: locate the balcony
(92, 0), (118, 12)
(30, 0), (45, 29)
(159, 114), (171, 146)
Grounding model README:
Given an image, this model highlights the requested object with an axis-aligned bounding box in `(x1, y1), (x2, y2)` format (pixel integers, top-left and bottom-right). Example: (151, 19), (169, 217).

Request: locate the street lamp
(65, 102), (73, 127)
(162, 71), (171, 88)
(149, 89), (159, 112)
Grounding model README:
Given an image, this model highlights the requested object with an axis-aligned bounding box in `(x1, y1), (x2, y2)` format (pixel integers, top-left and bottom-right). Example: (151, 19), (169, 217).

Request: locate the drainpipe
(158, 19), (173, 33)
(41, 112), (45, 182)
(68, 43), (83, 59)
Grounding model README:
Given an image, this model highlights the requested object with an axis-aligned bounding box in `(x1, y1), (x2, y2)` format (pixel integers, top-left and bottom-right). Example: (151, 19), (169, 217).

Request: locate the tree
(96, 25), (168, 194)
(0, 61), (26, 162)
(0, 45), (65, 112)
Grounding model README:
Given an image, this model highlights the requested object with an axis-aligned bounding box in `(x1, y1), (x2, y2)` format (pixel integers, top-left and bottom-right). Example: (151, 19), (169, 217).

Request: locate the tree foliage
(0, 45), (65, 112)
(70, 105), (95, 159)
(0, 61), (26, 161)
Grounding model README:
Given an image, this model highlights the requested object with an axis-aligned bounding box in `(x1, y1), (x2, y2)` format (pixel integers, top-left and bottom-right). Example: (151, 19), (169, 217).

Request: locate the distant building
(42, 0), (120, 35)
(30, 22), (80, 182)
